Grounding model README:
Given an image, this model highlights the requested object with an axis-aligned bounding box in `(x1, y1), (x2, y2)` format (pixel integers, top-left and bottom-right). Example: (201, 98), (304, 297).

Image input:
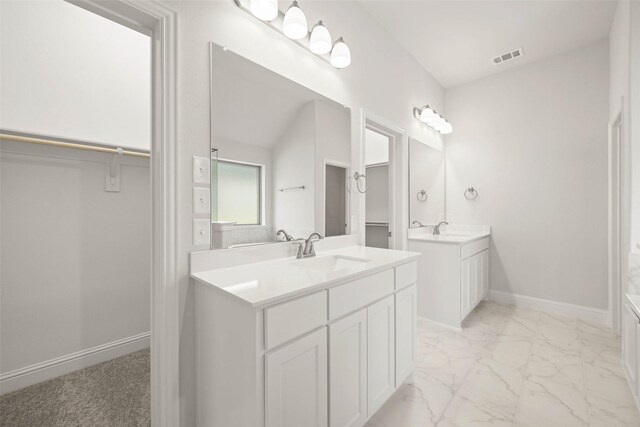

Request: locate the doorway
(0, 1), (178, 425)
(610, 108), (630, 332)
(364, 128), (392, 248)
(361, 113), (406, 250)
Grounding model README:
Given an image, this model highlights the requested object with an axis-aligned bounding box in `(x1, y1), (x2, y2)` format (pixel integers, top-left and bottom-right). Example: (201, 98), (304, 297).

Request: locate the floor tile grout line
(509, 309), (542, 426)
(577, 322), (594, 427)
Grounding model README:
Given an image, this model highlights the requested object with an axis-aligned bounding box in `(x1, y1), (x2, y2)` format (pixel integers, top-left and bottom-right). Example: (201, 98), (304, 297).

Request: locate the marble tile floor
(366, 301), (640, 427)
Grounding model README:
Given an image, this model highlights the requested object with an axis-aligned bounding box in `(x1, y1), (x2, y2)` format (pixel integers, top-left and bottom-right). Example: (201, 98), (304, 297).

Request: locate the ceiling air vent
(492, 47), (524, 65)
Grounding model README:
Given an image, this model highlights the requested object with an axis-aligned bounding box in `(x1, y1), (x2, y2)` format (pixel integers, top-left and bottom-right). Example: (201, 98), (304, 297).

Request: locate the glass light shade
(426, 113), (442, 126)
(331, 37), (351, 68)
(440, 122), (453, 134)
(419, 106), (435, 123)
(250, 0), (278, 21)
(309, 21), (332, 54)
(433, 120), (447, 131)
(283, 2), (308, 40)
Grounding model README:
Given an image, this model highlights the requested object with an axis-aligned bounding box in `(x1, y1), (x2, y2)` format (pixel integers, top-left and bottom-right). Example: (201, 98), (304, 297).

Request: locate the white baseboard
(486, 290), (609, 325)
(0, 332), (150, 395)
(417, 316), (462, 332)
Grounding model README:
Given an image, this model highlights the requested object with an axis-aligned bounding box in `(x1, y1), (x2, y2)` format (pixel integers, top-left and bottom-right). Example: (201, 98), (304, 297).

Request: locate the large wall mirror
(408, 138), (445, 227)
(209, 43), (351, 249)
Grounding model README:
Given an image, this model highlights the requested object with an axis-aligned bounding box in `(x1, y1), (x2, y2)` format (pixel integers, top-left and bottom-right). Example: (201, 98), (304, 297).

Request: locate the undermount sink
(293, 255), (370, 272)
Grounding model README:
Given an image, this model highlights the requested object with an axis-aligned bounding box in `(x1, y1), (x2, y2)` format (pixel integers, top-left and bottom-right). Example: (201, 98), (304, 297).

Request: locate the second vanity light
(238, 0), (351, 69)
(414, 105), (453, 135)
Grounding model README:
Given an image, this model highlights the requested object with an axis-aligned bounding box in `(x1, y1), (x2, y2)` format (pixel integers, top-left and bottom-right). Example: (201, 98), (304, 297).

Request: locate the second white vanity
(191, 240), (418, 427)
(408, 224), (491, 329)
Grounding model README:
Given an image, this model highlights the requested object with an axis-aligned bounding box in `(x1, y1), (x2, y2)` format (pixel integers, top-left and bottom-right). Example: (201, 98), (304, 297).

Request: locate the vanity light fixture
(283, 1), (307, 40)
(414, 105), (453, 135)
(309, 21), (332, 54)
(250, 0), (278, 21)
(330, 37), (351, 69)
(234, 0), (351, 69)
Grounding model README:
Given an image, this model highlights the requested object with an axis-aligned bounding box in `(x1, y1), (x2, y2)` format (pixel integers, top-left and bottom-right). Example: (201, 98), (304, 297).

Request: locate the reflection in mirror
(409, 138), (445, 227)
(325, 164), (348, 237)
(209, 43), (351, 250)
(364, 128), (391, 249)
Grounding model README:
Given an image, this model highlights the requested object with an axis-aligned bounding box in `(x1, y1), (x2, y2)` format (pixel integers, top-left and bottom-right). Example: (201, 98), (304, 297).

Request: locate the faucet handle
(291, 238), (305, 258)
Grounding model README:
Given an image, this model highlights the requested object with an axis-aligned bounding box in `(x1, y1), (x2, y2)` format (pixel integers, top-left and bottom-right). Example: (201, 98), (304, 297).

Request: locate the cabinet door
(470, 254), (480, 307)
(395, 285), (417, 387)
(460, 257), (472, 317)
(265, 328), (328, 427)
(623, 304), (638, 392)
(367, 295), (395, 417)
(481, 250), (489, 298)
(329, 309), (367, 427)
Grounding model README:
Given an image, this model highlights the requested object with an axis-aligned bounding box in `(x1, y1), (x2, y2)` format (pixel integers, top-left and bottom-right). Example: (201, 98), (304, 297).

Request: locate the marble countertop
(191, 245), (420, 308)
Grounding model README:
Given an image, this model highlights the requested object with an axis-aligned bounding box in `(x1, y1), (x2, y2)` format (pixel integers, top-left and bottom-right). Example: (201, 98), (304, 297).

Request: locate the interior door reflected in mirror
(408, 138), (445, 228)
(364, 128), (392, 249)
(209, 42), (351, 250)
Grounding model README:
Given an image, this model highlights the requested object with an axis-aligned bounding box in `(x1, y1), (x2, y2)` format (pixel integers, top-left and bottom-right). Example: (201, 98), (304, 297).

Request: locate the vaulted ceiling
(360, 0), (617, 88)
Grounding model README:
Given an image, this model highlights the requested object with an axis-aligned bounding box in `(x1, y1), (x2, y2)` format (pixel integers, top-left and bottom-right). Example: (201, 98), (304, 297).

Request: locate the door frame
(324, 159), (351, 236)
(361, 110), (408, 250)
(609, 99), (629, 332)
(65, 1), (179, 425)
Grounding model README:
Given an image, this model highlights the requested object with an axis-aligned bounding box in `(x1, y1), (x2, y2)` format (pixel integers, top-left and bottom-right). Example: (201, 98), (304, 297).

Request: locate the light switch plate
(193, 219), (210, 246)
(193, 156), (210, 184)
(193, 188), (210, 215)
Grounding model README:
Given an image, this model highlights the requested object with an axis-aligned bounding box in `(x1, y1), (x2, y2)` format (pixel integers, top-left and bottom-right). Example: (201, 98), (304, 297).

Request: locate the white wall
(0, 0), (150, 150)
(272, 102), (316, 237)
(0, 142), (150, 383)
(315, 100), (351, 236)
(169, 1), (445, 423)
(445, 41), (610, 309)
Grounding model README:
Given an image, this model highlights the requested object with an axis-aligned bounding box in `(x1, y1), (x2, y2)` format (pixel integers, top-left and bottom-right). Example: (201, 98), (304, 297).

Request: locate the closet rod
(0, 133), (150, 158)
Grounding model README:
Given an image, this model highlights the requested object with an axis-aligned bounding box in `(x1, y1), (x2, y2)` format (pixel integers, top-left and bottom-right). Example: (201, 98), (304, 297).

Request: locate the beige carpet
(0, 349), (150, 427)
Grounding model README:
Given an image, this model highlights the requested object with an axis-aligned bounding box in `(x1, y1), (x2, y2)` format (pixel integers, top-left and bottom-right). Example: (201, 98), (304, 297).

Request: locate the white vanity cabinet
(461, 245), (489, 318)
(409, 235), (490, 329)
(195, 259), (418, 427)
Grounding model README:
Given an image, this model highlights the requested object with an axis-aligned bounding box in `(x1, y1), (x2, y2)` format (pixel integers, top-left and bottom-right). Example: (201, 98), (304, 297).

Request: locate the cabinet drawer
(461, 237), (489, 259)
(395, 262), (417, 290)
(329, 270), (394, 320)
(265, 291), (327, 350)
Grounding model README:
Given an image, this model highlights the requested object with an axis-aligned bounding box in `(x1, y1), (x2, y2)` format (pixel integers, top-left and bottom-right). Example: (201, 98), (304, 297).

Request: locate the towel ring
(417, 190), (428, 202)
(464, 186), (478, 200)
(353, 172), (367, 194)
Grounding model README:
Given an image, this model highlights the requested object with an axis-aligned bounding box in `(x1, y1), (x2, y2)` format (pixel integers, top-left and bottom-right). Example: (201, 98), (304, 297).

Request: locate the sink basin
(293, 255), (370, 272)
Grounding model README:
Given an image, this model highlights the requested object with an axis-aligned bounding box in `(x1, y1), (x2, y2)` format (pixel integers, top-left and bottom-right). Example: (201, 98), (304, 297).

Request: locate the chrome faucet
(276, 229), (294, 241)
(433, 221), (448, 236)
(295, 232), (323, 259)
(412, 220), (426, 228)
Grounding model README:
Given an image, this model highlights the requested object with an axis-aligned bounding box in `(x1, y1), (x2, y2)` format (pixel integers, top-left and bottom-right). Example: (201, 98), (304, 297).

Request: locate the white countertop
(407, 224), (491, 244)
(191, 245), (420, 308)
(408, 232), (490, 244)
